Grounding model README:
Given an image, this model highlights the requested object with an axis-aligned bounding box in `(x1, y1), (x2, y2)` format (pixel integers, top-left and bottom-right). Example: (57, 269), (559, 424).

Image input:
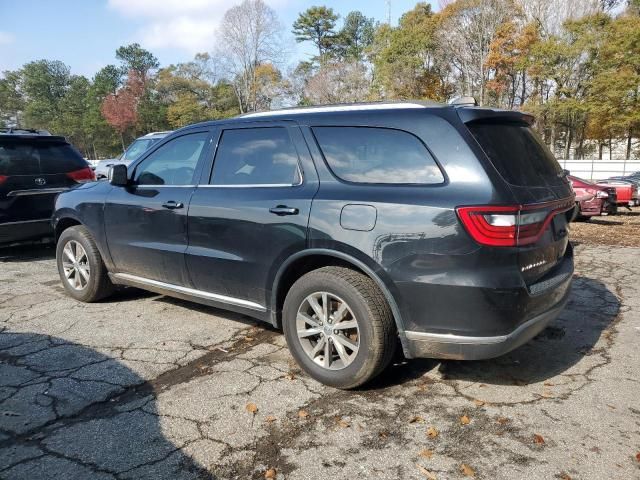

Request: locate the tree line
(0, 0), (638, 160)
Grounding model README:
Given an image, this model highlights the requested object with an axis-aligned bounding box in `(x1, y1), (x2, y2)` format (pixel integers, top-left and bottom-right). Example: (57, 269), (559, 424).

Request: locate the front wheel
(56, 225), (114, 302)
(283, 266), (396, 389)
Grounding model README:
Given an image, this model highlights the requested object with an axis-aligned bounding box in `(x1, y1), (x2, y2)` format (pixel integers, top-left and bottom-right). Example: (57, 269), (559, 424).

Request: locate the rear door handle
(269, 205), (299, 216)
(162, 200), (184, 209)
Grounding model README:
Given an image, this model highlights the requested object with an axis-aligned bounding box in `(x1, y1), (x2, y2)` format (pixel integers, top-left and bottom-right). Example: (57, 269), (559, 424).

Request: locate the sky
(0, 0), (438, 78)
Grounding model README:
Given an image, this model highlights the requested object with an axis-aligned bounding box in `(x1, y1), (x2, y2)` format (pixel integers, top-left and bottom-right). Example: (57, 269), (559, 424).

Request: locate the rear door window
(210, 128), (302, 186)
(312, 126), (444, 185)
(467, 123), (564, 187)
(0, 140), (86, 175)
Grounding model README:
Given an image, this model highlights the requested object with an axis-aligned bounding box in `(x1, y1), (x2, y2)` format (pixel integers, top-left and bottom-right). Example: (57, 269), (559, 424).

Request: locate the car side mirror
(109, 164), (129, 186)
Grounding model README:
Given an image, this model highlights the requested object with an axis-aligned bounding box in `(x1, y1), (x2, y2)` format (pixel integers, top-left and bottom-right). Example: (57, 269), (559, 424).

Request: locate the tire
(56, 225), (114, 302)
(283, 266), (396, 389)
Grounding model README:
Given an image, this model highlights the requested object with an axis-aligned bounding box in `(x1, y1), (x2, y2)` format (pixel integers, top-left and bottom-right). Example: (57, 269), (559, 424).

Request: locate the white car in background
(94, 131), (172, 179)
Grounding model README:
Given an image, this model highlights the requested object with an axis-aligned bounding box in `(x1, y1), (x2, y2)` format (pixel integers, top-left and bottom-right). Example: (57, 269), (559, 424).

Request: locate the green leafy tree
(20, 60), (72, 130)
(527, 13), (609, 157)
(83, 66), (123, 158)
(587, 13), (640, 158)
(57, 75), (91, 152)
(292, 6), (339, 60)
(371, 3), (453, 101)
(157, 53), (240, 128)
(115, 43), (159, 81)
(0, 70), (25, 127)
(336, 11), (375, 62)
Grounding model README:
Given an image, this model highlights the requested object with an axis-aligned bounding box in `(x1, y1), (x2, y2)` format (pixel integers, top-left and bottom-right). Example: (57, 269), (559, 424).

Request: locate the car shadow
(154, 295), (266, 330)
(0, 241), (56, 262)
(0, 331), (216, 478)
(365, 275), (619, 389)
(587, 219), (624, 226)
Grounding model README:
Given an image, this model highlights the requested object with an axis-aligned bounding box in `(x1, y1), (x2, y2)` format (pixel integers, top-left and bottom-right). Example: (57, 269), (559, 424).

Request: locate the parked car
(52, 103), (574, 388)
(94, 131), (172, 179)
(603, 176), (640, 206)
(568, 175), (617, 218)
(596, 179), (638, 209)
(0, 128), (94, 245)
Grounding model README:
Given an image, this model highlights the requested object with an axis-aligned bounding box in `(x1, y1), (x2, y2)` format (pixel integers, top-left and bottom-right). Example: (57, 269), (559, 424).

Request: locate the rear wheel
(283, 266), (396, 389)
(56, 225), (114, 302)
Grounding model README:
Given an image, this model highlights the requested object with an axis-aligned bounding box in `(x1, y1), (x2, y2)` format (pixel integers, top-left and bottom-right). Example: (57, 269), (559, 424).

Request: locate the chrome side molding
(111, 273), (267, 312)
(7, 188), (69, 197)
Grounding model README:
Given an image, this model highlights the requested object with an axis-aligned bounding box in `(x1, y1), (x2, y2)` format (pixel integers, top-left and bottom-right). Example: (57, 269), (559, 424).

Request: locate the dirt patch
(570, 210), (640, 247)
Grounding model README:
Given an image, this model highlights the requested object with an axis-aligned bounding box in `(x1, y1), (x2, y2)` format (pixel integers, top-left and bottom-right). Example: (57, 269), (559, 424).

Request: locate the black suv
(0, 128), (94, 244)
(52, 103), (575, 388)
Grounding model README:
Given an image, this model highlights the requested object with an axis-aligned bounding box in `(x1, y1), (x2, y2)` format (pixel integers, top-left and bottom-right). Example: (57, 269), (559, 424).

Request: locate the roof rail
(241, 101), (440, 118)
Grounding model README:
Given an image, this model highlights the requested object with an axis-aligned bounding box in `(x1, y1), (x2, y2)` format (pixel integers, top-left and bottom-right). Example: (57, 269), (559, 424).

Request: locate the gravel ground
(1, 241), (639, 479)
(570, 208), (640, 247)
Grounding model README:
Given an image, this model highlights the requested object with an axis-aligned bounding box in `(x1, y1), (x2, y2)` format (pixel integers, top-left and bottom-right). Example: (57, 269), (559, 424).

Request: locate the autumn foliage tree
(485, 21), (539, 108)
(101, 71), (145, 150)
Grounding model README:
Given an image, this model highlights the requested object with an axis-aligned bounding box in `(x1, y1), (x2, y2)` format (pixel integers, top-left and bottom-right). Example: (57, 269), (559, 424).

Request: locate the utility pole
(386, 0), (391, 25)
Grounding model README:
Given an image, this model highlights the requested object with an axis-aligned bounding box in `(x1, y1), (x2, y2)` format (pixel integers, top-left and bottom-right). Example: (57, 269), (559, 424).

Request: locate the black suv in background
(52, 103), (575, 388)
(0, 128), (94, 244)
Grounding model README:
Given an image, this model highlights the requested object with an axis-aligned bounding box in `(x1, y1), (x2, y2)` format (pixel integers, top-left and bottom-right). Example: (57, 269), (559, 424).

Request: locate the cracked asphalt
(1, 242), (639, 479)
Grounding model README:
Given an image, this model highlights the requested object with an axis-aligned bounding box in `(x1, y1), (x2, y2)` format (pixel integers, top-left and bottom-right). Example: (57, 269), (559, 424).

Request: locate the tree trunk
(564, 127), (573, 160)
(626, 127), (633, 160)
(233, 84), (245, 114)
(577, 137), (584, 160)
(609, 137), (613, 160)
(520, 70), (526, 106)
(120, 132), (126, 153)
(598, 143), (603, 160)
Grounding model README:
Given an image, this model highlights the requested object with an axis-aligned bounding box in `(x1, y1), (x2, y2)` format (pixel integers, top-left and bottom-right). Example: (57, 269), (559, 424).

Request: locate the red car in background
(596, 180), (638, 210)
(568, 175), (617, 218)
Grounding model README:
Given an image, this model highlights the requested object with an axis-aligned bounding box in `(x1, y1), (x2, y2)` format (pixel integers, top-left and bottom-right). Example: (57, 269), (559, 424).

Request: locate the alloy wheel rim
(296, 291), (360, 370)
(62, 240), (90, 291)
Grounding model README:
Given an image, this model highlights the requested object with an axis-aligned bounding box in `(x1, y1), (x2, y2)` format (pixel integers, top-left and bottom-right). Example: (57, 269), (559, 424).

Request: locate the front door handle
(162, 200), (184, 209)
(269, 205), (299, 216)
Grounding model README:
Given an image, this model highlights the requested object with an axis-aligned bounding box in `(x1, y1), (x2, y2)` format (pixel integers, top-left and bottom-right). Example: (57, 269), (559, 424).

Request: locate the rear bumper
(403, 286), (571, 360)
(0, 219), (53, 244)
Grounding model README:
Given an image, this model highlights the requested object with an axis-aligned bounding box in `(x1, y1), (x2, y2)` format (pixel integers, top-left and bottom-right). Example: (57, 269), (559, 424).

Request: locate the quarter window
(210, 128), (301, 186)
(312, 127), (444, 185)
(134, 132), (208, 186)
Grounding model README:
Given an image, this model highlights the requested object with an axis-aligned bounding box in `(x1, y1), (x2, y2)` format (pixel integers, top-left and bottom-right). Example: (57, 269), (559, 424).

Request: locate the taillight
(66, 167), (95, 183)
(0, 175), (7, 185)
(456, 200), (574, 247)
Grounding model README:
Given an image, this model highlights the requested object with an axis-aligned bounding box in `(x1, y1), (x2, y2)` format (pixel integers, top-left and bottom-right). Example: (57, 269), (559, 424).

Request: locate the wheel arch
(270, 249), (407, 340)
(54, 214), (82, 242)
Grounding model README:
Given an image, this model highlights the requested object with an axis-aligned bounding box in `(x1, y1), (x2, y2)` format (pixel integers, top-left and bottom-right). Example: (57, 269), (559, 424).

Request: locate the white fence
(558, 159), (640, 181)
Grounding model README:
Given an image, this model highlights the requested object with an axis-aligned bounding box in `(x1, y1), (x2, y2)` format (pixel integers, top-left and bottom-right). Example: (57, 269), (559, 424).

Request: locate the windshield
(122, 138), (158, 162)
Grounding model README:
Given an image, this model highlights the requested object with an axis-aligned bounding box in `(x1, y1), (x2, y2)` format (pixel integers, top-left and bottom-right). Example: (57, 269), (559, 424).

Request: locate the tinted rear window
(210, 128), (301, 186)
(312, 127), (444, 185)
(0, 140), (87, 175)
(467, 123), (564, 187)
